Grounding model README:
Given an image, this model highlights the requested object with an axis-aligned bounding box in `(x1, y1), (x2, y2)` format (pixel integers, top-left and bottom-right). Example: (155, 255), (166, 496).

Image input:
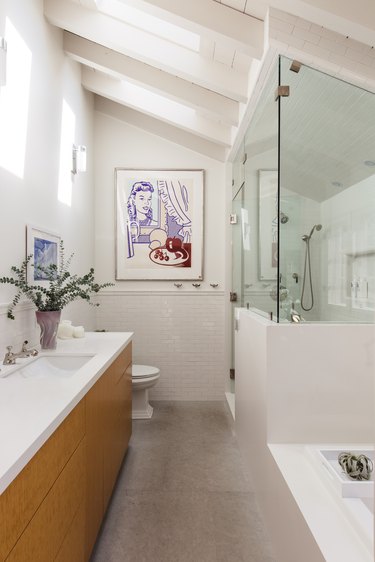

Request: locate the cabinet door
(85, 375), (106, 561)
(86, 343), (132, 559)
(6, 440), (85, 562)
(116, 364), (132, 466)
(55, 501), (85, 562)
(0, 401), (85, 562)
(103, 345), (132, 509)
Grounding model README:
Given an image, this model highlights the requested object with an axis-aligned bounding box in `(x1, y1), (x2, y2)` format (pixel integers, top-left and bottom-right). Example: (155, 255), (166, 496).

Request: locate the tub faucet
(3, 341), (38, 365)
(290, 310), (304, 323)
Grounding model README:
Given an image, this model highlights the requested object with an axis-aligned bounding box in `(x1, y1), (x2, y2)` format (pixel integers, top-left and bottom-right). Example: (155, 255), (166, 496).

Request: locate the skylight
(121, 79), (196, 121)
(99, 0), (200, 52)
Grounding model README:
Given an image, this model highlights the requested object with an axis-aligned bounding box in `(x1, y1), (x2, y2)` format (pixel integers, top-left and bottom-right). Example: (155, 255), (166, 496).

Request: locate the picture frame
(258, 170), (278, 280)
(115, 169), (204, 280)
(26, 225), (60, 285)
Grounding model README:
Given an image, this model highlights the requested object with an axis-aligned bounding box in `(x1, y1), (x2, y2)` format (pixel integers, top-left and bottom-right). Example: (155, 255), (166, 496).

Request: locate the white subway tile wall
(0, 303), (39, 356)
(269, 8), (375, 91)
(95, 292), (226, 400)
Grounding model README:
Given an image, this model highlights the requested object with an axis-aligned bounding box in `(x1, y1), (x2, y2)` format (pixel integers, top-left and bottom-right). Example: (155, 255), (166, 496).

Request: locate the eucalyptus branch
(0, 241), (113, 319)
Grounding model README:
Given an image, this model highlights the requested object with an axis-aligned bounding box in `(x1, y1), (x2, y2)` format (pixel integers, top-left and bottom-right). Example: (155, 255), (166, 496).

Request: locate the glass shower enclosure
(232, 55), (375, 323)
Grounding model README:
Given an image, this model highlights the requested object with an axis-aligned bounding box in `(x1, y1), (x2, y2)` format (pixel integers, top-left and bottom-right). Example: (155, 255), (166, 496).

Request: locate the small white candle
(57, 320), (74, 339)
(73, 326), (85, 338)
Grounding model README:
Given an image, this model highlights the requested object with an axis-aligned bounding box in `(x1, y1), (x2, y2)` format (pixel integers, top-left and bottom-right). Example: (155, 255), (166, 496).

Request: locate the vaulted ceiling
(44, 0), (267, 161)
(44, 0), (375, 162)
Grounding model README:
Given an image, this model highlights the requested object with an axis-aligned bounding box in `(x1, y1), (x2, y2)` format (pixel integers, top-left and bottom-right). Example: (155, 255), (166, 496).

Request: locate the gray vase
(36, 310), (61, 350)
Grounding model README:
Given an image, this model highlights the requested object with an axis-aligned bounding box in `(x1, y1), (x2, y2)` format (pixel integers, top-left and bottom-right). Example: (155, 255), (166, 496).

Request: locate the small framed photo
(26, 225), (60, 285)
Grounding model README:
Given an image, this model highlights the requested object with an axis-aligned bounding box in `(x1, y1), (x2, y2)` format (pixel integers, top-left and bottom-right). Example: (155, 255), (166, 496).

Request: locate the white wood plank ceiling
(44, 0), (266, 161)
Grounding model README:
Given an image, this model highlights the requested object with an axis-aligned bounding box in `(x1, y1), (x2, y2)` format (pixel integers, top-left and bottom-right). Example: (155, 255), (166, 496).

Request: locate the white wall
(235, 311), (326, 562)
(0, 0), (95, 353)
(94, 109), (227, 399)
(235, 309), (375, 561)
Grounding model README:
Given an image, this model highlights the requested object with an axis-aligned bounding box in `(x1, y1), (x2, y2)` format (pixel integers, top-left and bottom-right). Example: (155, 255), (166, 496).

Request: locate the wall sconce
(0, 38), (7, 87)
(72, 144), (87, 175)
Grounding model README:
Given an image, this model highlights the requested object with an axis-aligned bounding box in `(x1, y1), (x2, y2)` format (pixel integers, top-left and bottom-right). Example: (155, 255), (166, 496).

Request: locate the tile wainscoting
(0, 302), (39, 355)
(95, 291), (226, 400)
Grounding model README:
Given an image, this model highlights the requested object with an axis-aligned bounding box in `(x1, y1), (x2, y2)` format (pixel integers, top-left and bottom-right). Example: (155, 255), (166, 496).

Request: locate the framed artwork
(26, 225), (60, 285)
(115, 169), (204, 280)
(258, 170), (278, 280)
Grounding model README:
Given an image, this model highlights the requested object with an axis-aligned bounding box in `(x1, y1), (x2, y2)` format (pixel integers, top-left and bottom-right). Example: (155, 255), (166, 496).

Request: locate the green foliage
(0, 241), (113, 320)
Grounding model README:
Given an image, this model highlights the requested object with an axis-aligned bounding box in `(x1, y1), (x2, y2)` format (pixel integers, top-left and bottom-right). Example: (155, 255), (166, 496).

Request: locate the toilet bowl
(131, 364), (160, 419)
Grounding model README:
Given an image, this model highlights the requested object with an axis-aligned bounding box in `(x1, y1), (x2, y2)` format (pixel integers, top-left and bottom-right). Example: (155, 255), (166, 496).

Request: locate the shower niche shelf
(308, 446), (374, 499)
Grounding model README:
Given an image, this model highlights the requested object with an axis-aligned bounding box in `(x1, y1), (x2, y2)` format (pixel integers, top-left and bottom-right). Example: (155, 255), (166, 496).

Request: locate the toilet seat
(132, 365), (160, 379)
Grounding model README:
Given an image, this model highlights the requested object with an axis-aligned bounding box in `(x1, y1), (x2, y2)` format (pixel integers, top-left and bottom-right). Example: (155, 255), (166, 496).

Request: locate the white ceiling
(44, 0), (375, 162)
(44, 0), (266, 161)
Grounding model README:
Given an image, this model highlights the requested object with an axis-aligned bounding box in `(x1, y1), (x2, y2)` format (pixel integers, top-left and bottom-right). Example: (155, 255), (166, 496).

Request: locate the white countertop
(269, 444), (373, 562)
(0, 332), (133, 495)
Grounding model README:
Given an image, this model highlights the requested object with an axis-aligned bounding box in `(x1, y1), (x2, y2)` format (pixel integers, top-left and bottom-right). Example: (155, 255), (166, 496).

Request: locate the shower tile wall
(280, 190), (321, 321)
(321, 175), (375, 322)
(95, 292), (226, 400)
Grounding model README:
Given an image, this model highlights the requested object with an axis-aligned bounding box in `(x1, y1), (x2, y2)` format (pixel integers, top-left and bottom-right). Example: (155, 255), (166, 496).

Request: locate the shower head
(280, 212), (289, 224)
(302, 224), (323, 241)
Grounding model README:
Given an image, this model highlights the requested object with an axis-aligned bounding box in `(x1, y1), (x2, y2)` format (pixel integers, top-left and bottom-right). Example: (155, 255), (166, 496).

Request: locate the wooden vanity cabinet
(86, 342), (132, 560)
(103, 345), (132, 509)
(0, 401), (85, 562)
(0, 342), (132, 562)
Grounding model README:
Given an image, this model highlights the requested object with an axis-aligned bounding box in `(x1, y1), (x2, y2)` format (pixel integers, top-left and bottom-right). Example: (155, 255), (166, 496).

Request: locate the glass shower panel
(279, 56), (375, 323)
(231, 143), (245, 392)
(243, 62), (279, 319)
(231, 138), (245, 308)
(232, 184), (244, 309)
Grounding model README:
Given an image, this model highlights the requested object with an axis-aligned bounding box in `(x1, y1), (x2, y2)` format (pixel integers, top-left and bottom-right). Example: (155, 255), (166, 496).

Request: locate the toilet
(131, 364), (160, 419)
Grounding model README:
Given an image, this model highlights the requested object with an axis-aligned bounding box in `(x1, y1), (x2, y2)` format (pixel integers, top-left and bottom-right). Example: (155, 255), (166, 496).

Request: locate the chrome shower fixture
(301, 224), (323, 311)
(280, 212), (289, 224)
(302, 223), (322, 241)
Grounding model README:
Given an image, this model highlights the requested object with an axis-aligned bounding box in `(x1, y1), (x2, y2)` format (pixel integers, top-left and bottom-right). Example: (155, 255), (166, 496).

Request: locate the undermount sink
(10, 354), (95, 379)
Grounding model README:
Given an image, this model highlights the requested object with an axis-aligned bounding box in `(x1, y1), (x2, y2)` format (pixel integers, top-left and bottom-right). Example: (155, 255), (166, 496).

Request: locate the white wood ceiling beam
(113, 0), (265, 58)
(44, 0), (249, 102)
(63, 32), (239, 126)
(95, 96), (227, 162)
(82, 68), (233, 146)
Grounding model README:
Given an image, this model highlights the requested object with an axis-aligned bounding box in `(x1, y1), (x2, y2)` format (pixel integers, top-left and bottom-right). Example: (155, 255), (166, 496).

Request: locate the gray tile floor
(90, 401), (276, 562)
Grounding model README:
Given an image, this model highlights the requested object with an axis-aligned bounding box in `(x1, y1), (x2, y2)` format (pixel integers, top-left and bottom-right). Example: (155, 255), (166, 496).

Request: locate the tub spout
(290, 309), (304, 323)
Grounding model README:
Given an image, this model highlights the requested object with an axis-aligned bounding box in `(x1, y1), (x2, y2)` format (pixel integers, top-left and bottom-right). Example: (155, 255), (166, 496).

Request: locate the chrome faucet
(3, 341), (39, 365)
(290, 309), (305, 323)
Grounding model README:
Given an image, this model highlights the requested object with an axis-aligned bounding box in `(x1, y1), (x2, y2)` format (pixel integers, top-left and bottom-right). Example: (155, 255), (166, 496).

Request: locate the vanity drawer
(0, 400), (85, 561)
(6, 439), (85, 562)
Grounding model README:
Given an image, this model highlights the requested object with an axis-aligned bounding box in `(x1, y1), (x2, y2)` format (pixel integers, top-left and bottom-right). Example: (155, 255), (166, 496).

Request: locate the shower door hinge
(290, 60), (302, 73)
(230, 213), (238, 225)
(275, 85), (290, 101)
(242, 153), (247, 165)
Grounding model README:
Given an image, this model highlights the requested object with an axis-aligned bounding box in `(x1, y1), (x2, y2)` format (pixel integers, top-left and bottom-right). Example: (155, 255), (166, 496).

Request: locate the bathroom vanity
(0, 332), (133, 562)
